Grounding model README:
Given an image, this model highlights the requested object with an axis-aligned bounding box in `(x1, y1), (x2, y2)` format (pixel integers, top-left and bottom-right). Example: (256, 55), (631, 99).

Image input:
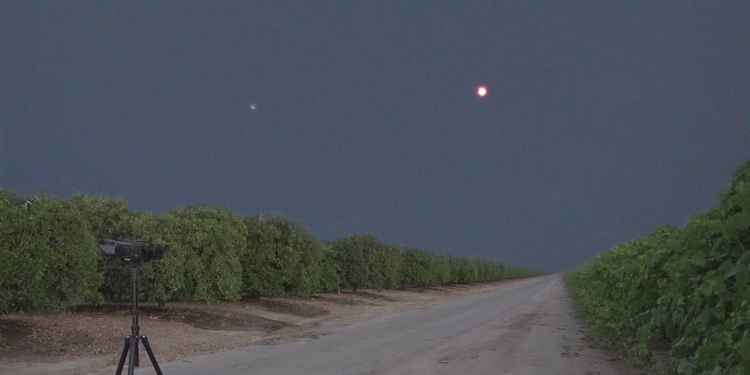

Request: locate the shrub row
(0, 193), (535, 312)
(568, 161), (750, 375)
(0, 196), (102, 312)
(329, 234), (529, 292)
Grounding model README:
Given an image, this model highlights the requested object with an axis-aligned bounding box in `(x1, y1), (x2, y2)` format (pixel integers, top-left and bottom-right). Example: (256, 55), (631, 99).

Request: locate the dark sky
(2, 1), (749, 272)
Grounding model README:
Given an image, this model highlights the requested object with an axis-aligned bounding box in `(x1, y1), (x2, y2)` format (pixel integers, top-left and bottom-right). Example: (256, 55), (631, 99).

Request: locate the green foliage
(0, 197), (102, 313)
(241, 216), (323, 296)
(379, 245), (403, 289)
(69, 195), (135, 239)
(720, 160), (750, 217)
(0, 191), (535, 312)
(331, 239), (524, 292)
(0, 189), (24, 206)
(316, 244), (341, 292)
(153, 206), (246, 302)
(400, 248), (433, 288)
(430, 255), (451, 286)
(449, 256), (475, 283)
(332, 234), (380, 291)
(568, 161), (750, 375)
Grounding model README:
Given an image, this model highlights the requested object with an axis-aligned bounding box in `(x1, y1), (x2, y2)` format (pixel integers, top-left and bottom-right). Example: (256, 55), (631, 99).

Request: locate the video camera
(97, 239), (167, 374)
(97, 239), (166, 263)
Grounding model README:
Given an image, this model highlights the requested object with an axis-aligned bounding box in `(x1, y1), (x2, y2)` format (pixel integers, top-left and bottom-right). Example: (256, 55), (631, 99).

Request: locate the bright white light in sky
(476, 85), (488, 98)
(249, 103), (257, 111)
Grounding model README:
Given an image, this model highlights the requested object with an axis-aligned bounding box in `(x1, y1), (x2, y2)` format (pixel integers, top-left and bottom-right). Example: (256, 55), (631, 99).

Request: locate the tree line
(0, 192), (535, 313)
(568, 160), (750, 375)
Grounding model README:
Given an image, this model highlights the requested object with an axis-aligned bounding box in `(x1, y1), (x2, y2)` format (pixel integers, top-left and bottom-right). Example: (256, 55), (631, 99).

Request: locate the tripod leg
(114, 337), (130, 375)
(127, 335), (137, 375)
(134, 338), (140, 367)
(141, 336), (164, 375)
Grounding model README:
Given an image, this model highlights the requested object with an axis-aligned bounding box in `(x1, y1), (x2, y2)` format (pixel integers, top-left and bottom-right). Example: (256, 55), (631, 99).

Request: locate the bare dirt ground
(0, 281), (511, 375)
(149, 275), (642, 375)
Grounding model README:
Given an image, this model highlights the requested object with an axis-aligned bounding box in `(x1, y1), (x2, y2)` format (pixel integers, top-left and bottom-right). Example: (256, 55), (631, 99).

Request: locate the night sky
(2, 1), (749, 272)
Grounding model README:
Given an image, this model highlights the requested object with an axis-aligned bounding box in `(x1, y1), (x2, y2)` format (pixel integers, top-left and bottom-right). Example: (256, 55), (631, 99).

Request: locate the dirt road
(126, 275), (633, 375)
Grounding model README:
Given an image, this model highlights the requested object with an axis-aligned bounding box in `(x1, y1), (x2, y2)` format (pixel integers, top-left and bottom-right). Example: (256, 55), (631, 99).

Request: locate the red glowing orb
(476, 85), (488, 98)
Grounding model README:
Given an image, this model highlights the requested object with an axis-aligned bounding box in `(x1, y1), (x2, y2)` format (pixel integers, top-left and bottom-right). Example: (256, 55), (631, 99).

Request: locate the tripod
(114, 263), (164, 375)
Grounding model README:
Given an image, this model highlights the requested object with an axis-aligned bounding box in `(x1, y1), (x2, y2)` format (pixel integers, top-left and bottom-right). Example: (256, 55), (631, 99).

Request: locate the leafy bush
(0, 197), (102, 313)
(568, 161), (750, 375)
(0, 190), (24, 206)
(400, 248), (434, 289)
(0, 192), (535, 311)
(241, 216), (323, 296)
(332, 234), (379, 291)
(449, 256), (475, 283)
(316, 244), (341, 293)
(148, 206), (246, 303)
(377, 245), (403, 289)
(69, 195), (135, 239)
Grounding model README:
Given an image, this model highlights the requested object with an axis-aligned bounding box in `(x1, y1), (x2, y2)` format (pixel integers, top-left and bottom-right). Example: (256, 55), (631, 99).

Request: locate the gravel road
(134, 275), (634, 375)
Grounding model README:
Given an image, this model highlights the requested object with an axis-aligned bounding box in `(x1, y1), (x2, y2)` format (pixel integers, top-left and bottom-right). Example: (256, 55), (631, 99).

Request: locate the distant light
(249, 103), (258, 111)
(476, 85), (488, 98)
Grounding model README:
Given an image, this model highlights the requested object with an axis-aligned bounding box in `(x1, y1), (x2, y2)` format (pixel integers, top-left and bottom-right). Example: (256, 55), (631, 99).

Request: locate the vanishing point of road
(134, 275), (632, 375)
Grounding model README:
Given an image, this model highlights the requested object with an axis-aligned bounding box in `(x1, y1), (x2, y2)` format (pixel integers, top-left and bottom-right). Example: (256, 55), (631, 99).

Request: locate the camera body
(98, 239), (166, 263)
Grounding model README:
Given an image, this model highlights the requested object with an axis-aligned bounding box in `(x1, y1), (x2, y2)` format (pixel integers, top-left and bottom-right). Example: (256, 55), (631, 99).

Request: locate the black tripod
(114, 263), (164, 375)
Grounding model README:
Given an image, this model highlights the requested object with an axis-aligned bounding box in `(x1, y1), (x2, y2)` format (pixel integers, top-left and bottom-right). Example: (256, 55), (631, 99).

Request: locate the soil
(0, 303), (287, 365)
(248, 298), (329, 318)
(72, 304), (288, 331)
(0, 281), (521, 375)
(348, 290), (402, 302)
(310, 294), (380, 306)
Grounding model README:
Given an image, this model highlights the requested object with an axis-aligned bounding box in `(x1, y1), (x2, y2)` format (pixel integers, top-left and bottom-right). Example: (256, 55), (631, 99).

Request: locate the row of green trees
(567, 161), (750, 375)
(330, 234), (530, 291)
(0, 192), (535, 313)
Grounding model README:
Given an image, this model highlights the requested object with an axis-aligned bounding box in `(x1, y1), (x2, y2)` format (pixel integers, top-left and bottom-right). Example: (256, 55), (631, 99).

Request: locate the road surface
(133, 275), (632, 375)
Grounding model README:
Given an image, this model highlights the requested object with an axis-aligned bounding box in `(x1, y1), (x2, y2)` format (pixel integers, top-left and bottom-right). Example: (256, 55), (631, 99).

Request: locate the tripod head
(98, 239), (166, 264)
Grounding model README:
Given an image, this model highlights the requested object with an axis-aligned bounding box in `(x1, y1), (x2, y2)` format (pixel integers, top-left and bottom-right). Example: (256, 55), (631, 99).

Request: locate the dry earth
(0, 282), (510, 375)
(0, 276), (646, 375)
